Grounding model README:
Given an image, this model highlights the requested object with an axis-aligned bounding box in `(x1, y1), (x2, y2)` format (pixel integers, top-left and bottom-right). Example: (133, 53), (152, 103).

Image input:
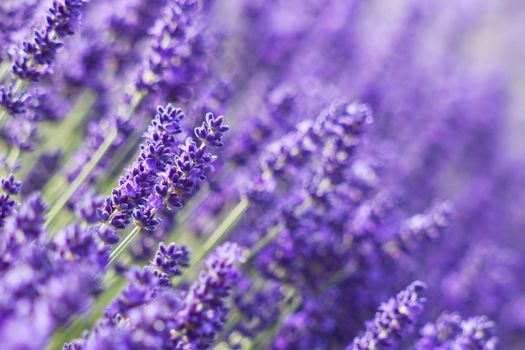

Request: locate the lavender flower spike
(12, 0), (89, 81)
(195, 112), (230, 147)
(0, 174), (21, 227)
(451, 316), (498, 350)
(349, 281), (426, 350)
(136, 0), (199, 93)
(416, 312), (498, 349)
(173, 242), (246, 349)
(97, 104), (185, 230)
(153, 242), (190, 283)
(0, 85), (31, 116)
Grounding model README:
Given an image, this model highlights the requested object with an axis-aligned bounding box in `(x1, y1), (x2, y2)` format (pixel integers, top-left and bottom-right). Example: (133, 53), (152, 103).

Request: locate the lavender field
(1, 0), (524, 349)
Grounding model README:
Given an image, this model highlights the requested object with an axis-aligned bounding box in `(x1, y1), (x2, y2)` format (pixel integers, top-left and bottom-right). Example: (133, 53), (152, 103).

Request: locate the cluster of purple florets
(12, 0), (88, 82)
(97, 104), (228, 231)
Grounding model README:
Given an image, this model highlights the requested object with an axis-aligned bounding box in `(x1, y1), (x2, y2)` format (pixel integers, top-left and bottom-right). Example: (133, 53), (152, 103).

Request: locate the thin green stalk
(0, 80), (26, 127)
(251, 289), (300, 350)
(20, 91), (96, 176)
(191, 198), (249, 265)
(0, 61), (11, 82)
(107, 225), (142, 266)
(48, 211), (74, 235)
(213, 274), (271, 347)
(1, 146), (20, 177)
(47, 276), (127, 349)
(45, 127), (118, 227)
(246, 223), (283, 261)
(104, 131), (142, 179)
(43, 90), (145, 223)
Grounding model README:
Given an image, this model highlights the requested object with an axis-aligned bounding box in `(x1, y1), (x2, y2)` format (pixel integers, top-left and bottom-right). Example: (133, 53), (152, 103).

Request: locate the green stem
(5, 146), (20, 171)
(251, 289), (299, 350)
(98, 131), (142, 192)
(0, 61), (11, 82)
(43, 90), (145, 222)
(45, 127), (118, 228)
(107, 225), (142, 266)
(191, 198), (249, 265)
(246, 223), (283, 261)
(21, 91), (96, 175)
(47, 276), (127, 349)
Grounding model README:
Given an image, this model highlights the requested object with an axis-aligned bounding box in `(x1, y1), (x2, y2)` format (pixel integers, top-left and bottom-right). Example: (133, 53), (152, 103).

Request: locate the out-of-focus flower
(12, 0), (88, 81)
(349, 281), (426, 349)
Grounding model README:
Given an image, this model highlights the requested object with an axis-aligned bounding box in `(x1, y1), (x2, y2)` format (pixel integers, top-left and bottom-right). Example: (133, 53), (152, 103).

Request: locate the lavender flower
(0, 1), (42, 57)
(349, 281), (426, 349)
(451, 316), (498, 349)
(195, 112), (230, 147)
(0, 192), (46, 271)
(249, 100), (371, 199)
(136, 0), (200, 93)
(172, 242), (245, 348)
(1, 174), (22, 195)
(416, 312), (498, 350)
(12, 0), (88, 81)
(153, 242), (190, 283)
(22, 151), (62, 195)
(53, 223), (110, 269)
(66, 242), (242, 350)
(98, 105), (228, 231)
(97, 104), (185, 229)
(0, 85), (31, 115)
(0, 174), (21, 227)
(385, 201), (453, 257)
(2, 117), (38, 151)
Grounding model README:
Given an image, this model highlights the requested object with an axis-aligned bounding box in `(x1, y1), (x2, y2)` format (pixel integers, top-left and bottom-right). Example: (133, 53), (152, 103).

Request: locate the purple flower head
(2, 117), (38, 151)
(173, 242), (245, 348)
(153, 242), (190, 282)
(74, 189), (104, 224)
(53, 223), (109, 269)
(195, 112), (230, 147)
(145, 104), (185, 141)
(67, 239), (192, 349)
(416, 312), (463, 349)
(416, 312), (497, 350)
(0, 193), (46, 271)
(401, 201), (452, 240)
(45, 265), (100, 325)
(151, 111), (229, 214)
(349, 281), (426, 349)
(1, 174), (22, 195)
(0, 85), (31, 115)
(22, 151), (62, 195)
(0, 1), (42, 54)
(97, 225), (119, 245)
(248, 100), (372, 199)
(231, 278), (284, 341)
(4, 193), (47, 243)
(0, 193), (17, 228)
(48, 0), (86, 37)
(108, 266), (160, 317)
(97, 104), (186, 230)
(452, 316), (498, 349)
(315, 101), (373, 182)
(12, 0), (89, 81)
(136, 0), (201, 93)
(132, 205), (161, 231)
(385, 201), (453, 257)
